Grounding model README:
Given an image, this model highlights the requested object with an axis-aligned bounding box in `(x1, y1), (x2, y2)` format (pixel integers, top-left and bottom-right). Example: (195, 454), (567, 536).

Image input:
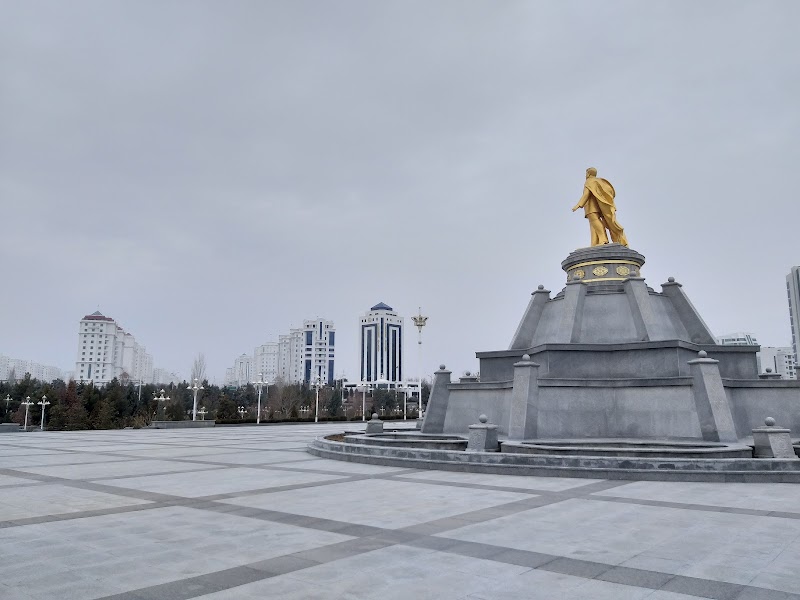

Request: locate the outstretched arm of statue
(572, 188), (590, 212)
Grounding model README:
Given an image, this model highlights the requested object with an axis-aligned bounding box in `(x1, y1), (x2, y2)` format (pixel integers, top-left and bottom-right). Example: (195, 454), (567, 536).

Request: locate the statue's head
(585, 167), (597, 178)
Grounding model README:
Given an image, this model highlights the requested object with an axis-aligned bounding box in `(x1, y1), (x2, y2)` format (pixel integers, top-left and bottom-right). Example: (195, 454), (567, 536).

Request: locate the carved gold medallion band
(561, 244), (645, 284)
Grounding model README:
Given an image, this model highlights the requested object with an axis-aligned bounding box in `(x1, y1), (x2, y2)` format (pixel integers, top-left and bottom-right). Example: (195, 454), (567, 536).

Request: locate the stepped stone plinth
(421, 244), (800, 442)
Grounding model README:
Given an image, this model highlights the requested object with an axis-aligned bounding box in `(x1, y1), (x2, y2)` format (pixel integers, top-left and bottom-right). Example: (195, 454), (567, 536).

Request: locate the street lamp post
(253, 373), (267, 424)
(155, 389), (170, 420)
(197, 407), (207, 420)
(188, 378), (205, 421)
(411, 307), (428, 419)
(360, 382), (368, 422)
(5, 394), (10, 412)
(313, 376), (321, 423)
(38, 395), (50, 431)
(21, 396), (33, 432)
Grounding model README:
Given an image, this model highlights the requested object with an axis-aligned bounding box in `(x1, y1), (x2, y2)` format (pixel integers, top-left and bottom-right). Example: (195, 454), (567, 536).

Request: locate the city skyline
(2, 2), (798, 382)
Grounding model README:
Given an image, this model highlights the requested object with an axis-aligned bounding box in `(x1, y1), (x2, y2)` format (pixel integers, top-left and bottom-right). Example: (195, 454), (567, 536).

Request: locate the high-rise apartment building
(254, 342), (280, 382)
(787, 266), (800, 363)
(224, 354), (253, 387)
(226, 318), (336, 387)
(301, 318), (335, 385)
(74, 311), (154, 385)
(716, 332), (759, 346)
(277, 329), (304, 383)
(360, 302), (403, 385)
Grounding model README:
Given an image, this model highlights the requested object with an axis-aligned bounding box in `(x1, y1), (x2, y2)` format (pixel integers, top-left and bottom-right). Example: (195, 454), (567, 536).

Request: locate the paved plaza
(2, 425), (800, 599)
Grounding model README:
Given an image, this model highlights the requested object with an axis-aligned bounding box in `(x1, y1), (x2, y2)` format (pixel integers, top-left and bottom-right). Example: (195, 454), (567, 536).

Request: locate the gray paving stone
(662, 575), (746, 600)
(541, 557), (613, 579)
(597, 565), (676, 589)
(4, 424), (800, 600)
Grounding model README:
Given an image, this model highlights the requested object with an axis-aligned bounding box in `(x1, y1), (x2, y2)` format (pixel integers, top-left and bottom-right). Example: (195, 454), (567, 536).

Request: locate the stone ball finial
(537, 284), (544, 290)
(439, 364), (446, 370)
(522, 354), (531, 361)
(668, 277), (675, 283)
(698, 350), (707, 358)
(765, 417), (776, 427)
(479, 414), (488, 424)
(465, 371), (471, 377)
(371, 413), (379, 420)
(766, 368), (773, 373)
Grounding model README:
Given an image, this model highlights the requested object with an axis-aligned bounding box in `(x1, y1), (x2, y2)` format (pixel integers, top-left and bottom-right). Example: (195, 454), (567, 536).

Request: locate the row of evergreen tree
(0, 374), (429, 430)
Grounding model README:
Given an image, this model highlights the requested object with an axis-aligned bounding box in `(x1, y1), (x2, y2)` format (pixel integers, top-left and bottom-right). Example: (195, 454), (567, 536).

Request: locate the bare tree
(191, 353), (206, 383)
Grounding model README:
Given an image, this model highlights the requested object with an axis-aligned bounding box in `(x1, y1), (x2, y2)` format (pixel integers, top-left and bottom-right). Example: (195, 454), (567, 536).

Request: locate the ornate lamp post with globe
(411, 307), (428, 419)
(38, 395), (50, 430)
(188, 378), (204, 421)
(21, 396), (34, 432)
(253, 373), (267, 424)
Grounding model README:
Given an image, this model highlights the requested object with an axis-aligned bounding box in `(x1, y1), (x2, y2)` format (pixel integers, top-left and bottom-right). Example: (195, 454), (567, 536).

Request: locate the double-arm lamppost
(188, 378), (205, 421)
(155, 389), (170, 420)
(411, 307), (428, 419)
(197, 407), (207, 420)
(21, 396), (34, 432)
(38, 395), (50, 430)
(253, 373), (267, 424)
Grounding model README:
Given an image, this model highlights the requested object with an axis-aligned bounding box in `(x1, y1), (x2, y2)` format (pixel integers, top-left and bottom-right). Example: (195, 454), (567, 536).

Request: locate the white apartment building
(360, 302), (403, 385)
(757, 346), (797, 379)
(787, 266), (800, 365)
(74, 311), (154, 385)
(152, 368), (182, 386)
(716, 332), (759, 346)
(226, 318), (336, 387)
(278, 329), (304, 383)
(254, 342), (280, 382)
(301, 318), (336, 385)
(0, 355), (63, 382)
(224, 354), (253, 387)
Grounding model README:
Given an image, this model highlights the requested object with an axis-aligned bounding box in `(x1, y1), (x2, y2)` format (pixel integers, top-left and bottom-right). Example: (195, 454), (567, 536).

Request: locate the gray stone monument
(752, 417), (797, 459)
(421, 243), (800, 441)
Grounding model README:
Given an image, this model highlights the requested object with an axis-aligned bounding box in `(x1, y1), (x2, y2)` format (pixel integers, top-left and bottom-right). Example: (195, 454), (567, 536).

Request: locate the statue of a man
(572, 167), (628, 247)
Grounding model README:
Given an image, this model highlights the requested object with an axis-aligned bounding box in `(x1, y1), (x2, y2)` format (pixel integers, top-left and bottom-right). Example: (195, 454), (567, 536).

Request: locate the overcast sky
(1, 0), (798, 382)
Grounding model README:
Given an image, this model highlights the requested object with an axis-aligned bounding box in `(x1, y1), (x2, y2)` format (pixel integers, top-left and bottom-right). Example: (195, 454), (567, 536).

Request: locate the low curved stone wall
(308, 436), (800, 483)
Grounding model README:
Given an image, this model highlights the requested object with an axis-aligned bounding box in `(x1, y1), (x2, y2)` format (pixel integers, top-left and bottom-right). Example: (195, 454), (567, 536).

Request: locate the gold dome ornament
(592, 266), (608, 277)
(616, 265), (631, 276)
(573, 269), (585, 280)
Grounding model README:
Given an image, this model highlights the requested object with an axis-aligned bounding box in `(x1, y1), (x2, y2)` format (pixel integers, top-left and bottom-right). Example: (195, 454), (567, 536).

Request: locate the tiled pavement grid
(1, 424), (800, 599)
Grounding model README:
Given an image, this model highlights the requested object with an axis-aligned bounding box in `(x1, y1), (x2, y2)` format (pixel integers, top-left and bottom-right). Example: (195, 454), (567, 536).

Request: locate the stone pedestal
(365, 413), (384, 434)
(466, 415), (499, 452)
(507, 355), (540, 440)
(758, 369), (783, 380)
(420, 365), (452, 434)
(752, 417), (797, 459)
(688, 351), (739, 443)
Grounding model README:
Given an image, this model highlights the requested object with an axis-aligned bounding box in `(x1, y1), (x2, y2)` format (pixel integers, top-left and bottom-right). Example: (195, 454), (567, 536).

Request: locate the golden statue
(572, 167), (628, 247)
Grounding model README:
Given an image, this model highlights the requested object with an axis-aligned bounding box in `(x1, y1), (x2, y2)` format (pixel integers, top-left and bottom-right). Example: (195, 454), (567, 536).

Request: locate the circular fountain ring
(343, 432), (468, 451)
(502, 439), (752, 459)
